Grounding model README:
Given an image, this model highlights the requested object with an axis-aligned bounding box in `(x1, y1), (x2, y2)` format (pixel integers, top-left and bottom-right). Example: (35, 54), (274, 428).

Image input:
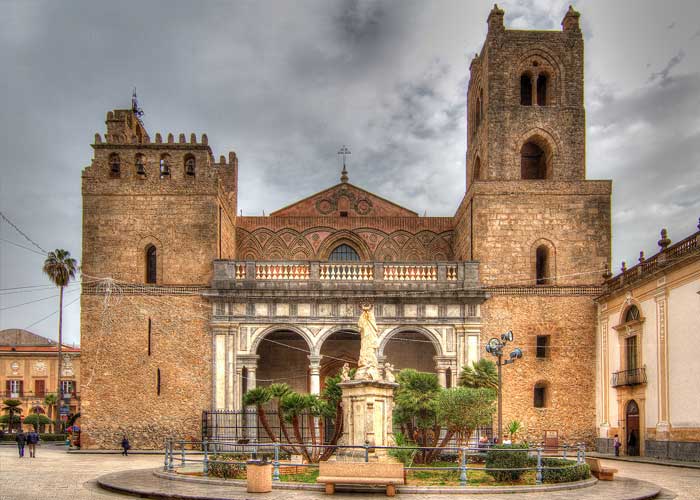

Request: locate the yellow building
(596, 220), (700, 460)
(0, 329), (80, 432)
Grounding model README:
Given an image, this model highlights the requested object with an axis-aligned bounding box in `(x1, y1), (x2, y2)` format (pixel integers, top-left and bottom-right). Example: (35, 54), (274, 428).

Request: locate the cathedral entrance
(626, 400), (640, 456)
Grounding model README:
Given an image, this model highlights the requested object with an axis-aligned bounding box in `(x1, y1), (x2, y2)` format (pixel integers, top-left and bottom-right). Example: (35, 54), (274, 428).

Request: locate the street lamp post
(485, 331), (523, 443)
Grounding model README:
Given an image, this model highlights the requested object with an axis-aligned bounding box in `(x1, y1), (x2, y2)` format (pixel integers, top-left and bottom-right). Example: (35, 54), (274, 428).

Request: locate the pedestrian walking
(27, 429), (40, 458)
(15, 430), (27, 458)
(613, 434), (621, 456)
(121, 436), (131, 456)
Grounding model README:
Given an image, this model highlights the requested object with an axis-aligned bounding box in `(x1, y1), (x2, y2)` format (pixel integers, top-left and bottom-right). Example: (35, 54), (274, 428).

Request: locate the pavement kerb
(97, 467), (605, 496)
(589, 452), (700, 470)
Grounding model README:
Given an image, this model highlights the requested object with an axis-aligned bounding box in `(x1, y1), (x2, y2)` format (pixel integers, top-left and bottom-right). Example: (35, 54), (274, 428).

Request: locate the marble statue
(384, 362), (396, 383)
(340, 363), (351, 381)
(354, 303), (381, 381)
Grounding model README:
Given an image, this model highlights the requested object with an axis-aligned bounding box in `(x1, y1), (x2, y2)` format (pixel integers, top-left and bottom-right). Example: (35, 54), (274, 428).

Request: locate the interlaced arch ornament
(329, 244), (360, 261)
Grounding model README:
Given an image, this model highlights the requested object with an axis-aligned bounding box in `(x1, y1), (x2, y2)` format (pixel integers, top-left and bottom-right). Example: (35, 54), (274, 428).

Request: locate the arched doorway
(319, 330), (360, 390)
(382, 331), (438, 374)
(626, 400), (640, 456)
(256, 330), (310, 394)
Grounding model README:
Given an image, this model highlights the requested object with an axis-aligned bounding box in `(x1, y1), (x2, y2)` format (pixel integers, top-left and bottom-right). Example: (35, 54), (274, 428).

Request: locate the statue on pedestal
(354, 303), (381, 381)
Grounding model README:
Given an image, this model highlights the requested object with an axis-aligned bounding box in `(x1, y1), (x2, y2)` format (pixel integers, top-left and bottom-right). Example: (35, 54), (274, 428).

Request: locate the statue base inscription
(337, 379), (398, 459)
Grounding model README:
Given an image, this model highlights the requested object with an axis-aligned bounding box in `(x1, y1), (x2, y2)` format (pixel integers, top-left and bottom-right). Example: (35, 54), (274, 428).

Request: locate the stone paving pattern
(2, 446), (700, 499)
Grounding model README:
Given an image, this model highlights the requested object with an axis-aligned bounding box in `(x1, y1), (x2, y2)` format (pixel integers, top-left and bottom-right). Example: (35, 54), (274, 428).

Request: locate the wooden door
(626, 400), (640, 456)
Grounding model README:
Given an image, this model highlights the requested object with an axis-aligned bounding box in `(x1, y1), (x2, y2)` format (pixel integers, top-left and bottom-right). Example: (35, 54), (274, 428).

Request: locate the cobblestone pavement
(0, 446), (697, 499)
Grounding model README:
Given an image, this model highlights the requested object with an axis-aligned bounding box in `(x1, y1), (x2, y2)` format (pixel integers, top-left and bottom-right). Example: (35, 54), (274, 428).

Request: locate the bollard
(536, 447), (543, 485)
(563, 444), (568, 459)
(272, 443), (280, 481)
(181, 440), (186, 468)
(459, 447), (468, 486)
(168, 439), (174, 472)
(364, 442), (370, 463)
(203, 438), (209, 476)
(163, 439), (169, 471)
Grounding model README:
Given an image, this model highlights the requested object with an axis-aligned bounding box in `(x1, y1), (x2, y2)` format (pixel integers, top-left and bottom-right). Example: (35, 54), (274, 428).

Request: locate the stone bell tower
(453, 5), (612, 445)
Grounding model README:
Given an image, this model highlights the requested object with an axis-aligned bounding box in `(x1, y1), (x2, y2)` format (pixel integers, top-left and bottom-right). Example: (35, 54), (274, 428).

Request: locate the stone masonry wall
(481, 294), (597, 444)
(80, 294), (211, 449)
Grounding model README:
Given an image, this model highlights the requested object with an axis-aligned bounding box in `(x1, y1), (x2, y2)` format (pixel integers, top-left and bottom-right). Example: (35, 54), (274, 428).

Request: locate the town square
(1, 1), (700, 499)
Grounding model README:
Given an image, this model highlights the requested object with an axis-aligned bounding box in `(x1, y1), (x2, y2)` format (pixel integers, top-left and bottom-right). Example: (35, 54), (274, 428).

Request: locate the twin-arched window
(329, 244), (360, 261)
(520, 70), (549, 106)
(159, 154), (171, 177)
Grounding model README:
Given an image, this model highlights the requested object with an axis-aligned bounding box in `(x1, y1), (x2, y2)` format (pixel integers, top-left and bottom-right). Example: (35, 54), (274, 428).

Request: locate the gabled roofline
(269, 182), (419, 217)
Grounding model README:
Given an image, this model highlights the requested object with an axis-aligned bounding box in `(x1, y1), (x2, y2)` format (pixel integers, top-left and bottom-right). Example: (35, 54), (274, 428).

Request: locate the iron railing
(162, 439), (588, 487)
(611, 367), (647, 387)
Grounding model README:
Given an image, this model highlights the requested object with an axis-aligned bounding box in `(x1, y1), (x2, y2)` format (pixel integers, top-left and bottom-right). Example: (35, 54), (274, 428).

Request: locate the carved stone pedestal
(337, 379), (398, 460)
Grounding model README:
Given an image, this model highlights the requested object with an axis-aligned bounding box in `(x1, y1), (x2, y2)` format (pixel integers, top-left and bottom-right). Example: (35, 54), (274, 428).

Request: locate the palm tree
(459, 358), (498, 390)
(44, 394), (58, 433)
(2, 399), (23, 432)
(242, 387), (275, 442)
(43, 249), (78, 412)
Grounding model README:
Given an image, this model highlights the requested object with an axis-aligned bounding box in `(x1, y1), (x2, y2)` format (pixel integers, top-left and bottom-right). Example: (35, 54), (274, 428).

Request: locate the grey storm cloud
(2, 0), (700, 345)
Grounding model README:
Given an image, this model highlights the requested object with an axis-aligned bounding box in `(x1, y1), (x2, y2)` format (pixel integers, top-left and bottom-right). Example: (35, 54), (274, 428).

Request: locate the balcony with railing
(611, 368), (647, 387)
(211, 260), (481, 295)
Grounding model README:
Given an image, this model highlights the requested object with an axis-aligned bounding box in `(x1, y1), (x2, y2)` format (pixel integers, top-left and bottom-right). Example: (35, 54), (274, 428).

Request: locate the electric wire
(0, 211), (47, 254)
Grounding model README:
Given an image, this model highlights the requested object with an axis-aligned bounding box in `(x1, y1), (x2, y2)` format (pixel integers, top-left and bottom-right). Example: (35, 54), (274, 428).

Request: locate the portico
(206, 260), (486, 410)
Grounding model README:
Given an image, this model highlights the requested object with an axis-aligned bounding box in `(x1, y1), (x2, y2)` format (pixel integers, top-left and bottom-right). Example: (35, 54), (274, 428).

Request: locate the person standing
(15, 430), (27, 458)
(613, 434), (621, 457)
(27, 429), (40, 458)
(121, 436), (130, 456)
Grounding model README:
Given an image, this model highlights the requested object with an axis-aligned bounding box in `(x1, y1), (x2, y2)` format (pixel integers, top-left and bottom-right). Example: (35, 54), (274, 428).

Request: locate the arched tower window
(159, 154), (171, 177)
(135, 154), (146, 176)
(521, 142), (547, 179)
(520, 73), (533, 105)
(329, 244), (360, 261)
(535, 245), (550, 285)
(537, 74), (548, 106)
(146, 245), (157, 284)
(184, 154), (196, 176)
(109, 153), (120, 177)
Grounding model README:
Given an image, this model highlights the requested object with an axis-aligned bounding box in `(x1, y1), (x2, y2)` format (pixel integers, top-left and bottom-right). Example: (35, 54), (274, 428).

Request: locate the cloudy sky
(1, 0), (699, 346)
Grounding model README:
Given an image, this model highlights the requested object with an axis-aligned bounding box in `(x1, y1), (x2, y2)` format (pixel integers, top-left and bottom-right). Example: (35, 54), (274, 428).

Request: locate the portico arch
(378, 326), (443, 358)
(379, 326), (443, 376)
(252, 326), (314, 394)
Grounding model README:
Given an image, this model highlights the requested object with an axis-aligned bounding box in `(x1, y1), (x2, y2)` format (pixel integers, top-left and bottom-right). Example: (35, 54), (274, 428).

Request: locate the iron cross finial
(338, 145), (351, 183)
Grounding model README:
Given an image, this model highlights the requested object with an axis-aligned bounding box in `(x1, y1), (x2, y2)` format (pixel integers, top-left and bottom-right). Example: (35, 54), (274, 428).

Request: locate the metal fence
(163, 439), (588, 487)
(202, 410), (491, 449)
(202, 410), (336, 445)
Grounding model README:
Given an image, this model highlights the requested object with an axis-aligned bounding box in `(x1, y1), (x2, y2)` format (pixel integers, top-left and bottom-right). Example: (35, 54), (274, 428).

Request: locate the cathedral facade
(79, 5), (611, 449)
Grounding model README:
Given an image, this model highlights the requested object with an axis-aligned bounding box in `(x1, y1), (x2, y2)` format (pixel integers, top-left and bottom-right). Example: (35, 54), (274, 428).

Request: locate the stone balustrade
(211, 260), (478, 292)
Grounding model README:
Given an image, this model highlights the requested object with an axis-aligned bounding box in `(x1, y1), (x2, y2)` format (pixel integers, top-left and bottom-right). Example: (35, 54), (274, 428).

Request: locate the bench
(317, 461), (405, 496)
(585, 457), (617, 480)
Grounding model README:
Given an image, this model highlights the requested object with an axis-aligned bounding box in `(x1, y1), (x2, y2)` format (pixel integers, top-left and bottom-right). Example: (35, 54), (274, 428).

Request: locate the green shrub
(208, 454), (246, 479)
(388, 432), (417, 466)
(485, 444), (530, 482)
(540, 458), (590, 483)
(0, 433), (66, 442)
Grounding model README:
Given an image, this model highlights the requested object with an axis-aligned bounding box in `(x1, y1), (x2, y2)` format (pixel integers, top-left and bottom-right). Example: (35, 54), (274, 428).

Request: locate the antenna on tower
(132, 88), (144, 118)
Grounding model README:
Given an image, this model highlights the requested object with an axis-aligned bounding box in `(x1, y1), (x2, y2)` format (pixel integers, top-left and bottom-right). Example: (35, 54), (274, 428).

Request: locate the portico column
(309, 355), (322, 395)
(437, 367), (447, 388)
